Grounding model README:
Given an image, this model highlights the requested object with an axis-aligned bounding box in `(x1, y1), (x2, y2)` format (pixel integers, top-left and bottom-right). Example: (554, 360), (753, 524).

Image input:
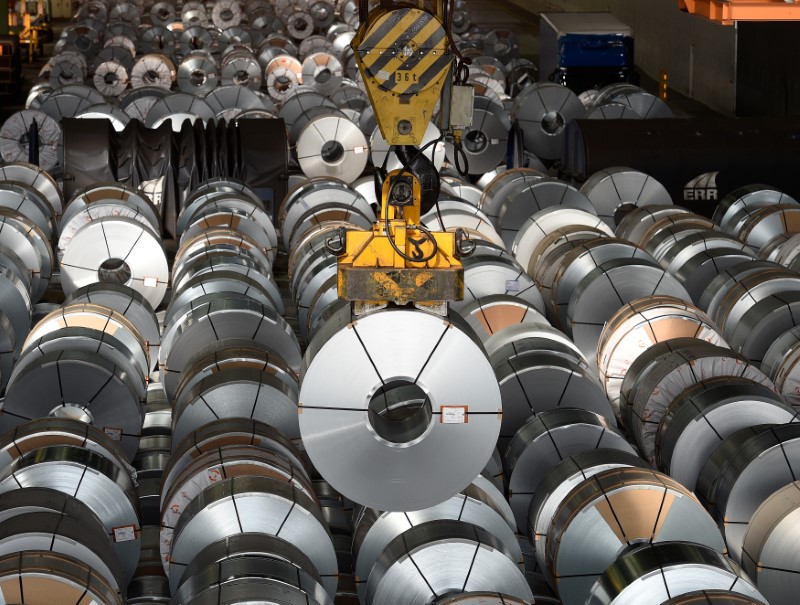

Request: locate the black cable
(384, 176), (439, 263)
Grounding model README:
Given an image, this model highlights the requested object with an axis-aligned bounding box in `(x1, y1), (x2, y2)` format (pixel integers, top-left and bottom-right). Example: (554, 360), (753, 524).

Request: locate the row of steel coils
(1, 160), (800, 603)
(2, 0), (670, 181)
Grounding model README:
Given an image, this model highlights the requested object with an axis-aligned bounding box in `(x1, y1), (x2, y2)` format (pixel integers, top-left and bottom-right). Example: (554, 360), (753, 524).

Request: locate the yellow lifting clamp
(332, 0), (475, 310)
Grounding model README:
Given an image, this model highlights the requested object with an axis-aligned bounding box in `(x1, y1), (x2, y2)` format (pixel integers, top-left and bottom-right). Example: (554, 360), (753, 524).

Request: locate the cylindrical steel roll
(714, 185), (798, 232)
(527, 449), (646, 574)
(131, 53), (175, 90)
(458, 294), (547, 344)
(504, 408), (634, 531)
(365, 520), (532, 605)
(297, 114), (369, 183)
(0, 444), (140, 581)
(300, 307), (501, 511)
(177, 50), (219, 95)
(705, 424), (800, 563)
(762, 325), (800, 406)
(484, 321), (587, 368)
(741, 480), (800, 605)
(549, 467), (725, 605)
(512, 207), (612, 276)
(735, 204), (800, 252)
(496, 178), (595, 248)
(729, 290), (800, 365)
(0, 161), (63, 218)
(0, 207), (53, 302)
(492, 346), (615, 447)
(160, 293), (301, 401)
(60, 216), (168, 308)
(671, 248), (757, 306)
(479, 167), (545, 226)
(93, 60), (129, 97)
(301, 52), (343, 96)
(581, 167), (672, 227)
(172, 362), (300, 445)
(0, 181), (56, 239)
(597, 296), (726, 415)
(0, 110), (62, 173)
(353, 481), (521, 603)
(220, 50), (262, 90)
(167, 475), (337, 597)
(0, 551), (123, 605)
(58, 199), (160, 254)
(699, 260), (781, 315)
(62, 182), (160, 235)
(144, 91), (216, 131)
(568, 259), (691, 366)
(586, 542), (765, 605)
(172, 533), (331, 605)
(511, 83), (584, 160)
(266, 55), (304, 102)
(656, 377), (798, 491)
(63, 282), (160, 373)
(2, 349), (144, 460)
(622, 338), (772, 461)
(452, 255), (544, 316)
(615, 205), (692, 246)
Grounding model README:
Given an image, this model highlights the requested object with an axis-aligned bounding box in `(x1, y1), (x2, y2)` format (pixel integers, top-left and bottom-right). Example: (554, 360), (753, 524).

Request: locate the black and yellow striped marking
(356, 7), (452, 96)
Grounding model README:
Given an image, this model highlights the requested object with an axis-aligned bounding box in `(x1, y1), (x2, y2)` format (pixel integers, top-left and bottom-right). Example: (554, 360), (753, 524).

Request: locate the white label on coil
(113, 525), (136, 542)
(103, 427), (122, 441)
(353, 146), (365, 155)
(491, 138), (500, 145)
(505, 280), (520, 292)
(441, 406), (467, 424)
(143, 276), (158, 288)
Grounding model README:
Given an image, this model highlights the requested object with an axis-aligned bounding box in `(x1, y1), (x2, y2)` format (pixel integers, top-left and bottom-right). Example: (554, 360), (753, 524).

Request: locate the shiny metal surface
(369, 121), (446, 172)
(497, 178), (596, 248)
(623, 338), (772, 462)
(741, 480), (800, 605)
(144, 92), (215, 131)
(714, 185), (798, 233)
(511, 83), (584, 160)
(63, 282), (160, 373)
(736, 204), (800, 252)
(177, 50), (219, 95)
(615, 205), (692, 246)
(0, 181), (56, 239)
(568, 259), (690, 366)
(297, 114), (368, 183)
(63, 182), (160, 235)
(0, 444), (140, 581)
(172, 364), (300, 446)
(60, 216), (168, 309)
(0, 550), (123, 605)
(597, 296), (726, 415)
(657, 377), (798, 491)
(730, 290), (800, 365)
(581, 167), (671, 227)
(365, 520), (532, 605)
(160, 293), (301, 402)
(353, 481), (521, 602)
(299, 307), (501, 511)
(512, 207), (612, 277)
(504, 408), (634, 531)
(0, 207), (53, 302)
(527, 449), (646, 573)
(705, 424), (800, 563)
(167, 475), (337, 597)
(0, 162), (63, 218)
(586, 542), (765, 605)
(453, 254), (544, 316)
(550, 468), (725, 605)
(0, 266), (32, 355)
(458, 294), (547, 344)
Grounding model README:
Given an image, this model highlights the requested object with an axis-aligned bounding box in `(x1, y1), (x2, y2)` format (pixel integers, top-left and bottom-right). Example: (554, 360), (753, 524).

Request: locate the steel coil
(622, 338), (772, 461)
(581, 167), (672, 227)
(656, 377), (797, 491)
(741, 480), (800, 605)
(512, 83), (584, 160)
(597, 295), (726, 416)
(549, 468), (725, 605)
(299, 306), (501, 511)
(365, 520), (532, 605)
(0, 110), (62, 172)
(504, 408), (634, 531)
(586, 542), (765, 605)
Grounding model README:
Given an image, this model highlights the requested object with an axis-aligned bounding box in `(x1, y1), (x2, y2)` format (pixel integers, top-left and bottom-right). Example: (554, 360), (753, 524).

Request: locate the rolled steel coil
(581, 167), (672, 227)
(511, 83), (584, 161)
(299, 306), (502, 511)
(656, 376), (797, 491)
(586, 542), (765, 605)
(503, 408), (634, 531)
(549, 467), (725, 605)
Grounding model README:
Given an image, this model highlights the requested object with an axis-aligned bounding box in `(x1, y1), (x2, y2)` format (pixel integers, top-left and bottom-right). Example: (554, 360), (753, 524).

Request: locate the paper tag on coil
(441, 406), (468, 424)
(143, 276), (158, 288)
(113, 525), (137, 542)
(207, 465), (224, 482)
(103, 427), (122, 441)
(354, 146), (365, 154)
(505, 280), (520, 292)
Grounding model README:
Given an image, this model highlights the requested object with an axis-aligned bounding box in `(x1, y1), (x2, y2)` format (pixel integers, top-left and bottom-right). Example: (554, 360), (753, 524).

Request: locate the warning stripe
(363, 23), (447, 91)
(361, 17), (440, 83)
(359, 8), (426, 52)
